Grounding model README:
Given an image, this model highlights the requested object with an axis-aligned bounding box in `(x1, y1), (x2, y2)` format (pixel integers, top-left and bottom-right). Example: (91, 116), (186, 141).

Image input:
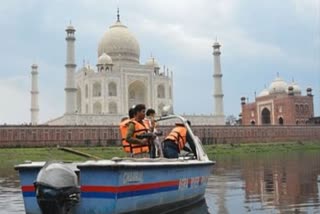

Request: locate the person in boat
(125, 104), (151, 158)
(144, 108), (163, 158)
(119, 107), (135, 154)
(162, 120), (196, 159)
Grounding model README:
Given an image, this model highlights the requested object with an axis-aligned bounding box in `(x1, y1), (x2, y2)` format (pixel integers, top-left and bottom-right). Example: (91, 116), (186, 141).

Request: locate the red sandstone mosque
(240, 75), (314, 125)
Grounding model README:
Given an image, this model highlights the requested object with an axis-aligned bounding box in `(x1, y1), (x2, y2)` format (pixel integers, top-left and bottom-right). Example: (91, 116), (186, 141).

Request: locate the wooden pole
(57, 146), (102, 160)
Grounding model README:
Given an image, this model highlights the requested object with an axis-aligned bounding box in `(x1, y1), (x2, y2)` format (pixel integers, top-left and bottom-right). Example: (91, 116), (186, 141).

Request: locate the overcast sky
(0, 0), (319, 124)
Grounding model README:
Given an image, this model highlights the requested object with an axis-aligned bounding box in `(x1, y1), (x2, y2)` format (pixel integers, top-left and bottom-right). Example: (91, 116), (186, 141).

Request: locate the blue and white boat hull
(16, 159), (213, 214)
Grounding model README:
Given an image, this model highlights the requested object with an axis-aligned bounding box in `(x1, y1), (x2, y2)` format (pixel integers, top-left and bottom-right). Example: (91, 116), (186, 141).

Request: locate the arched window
(157, 84), (165, 98)
(93, 82), (101, 97)
(250, 120), (255, 125)
(169, 86), (172, 99)
(261, 108), (271, 124)
(109, 102), (117, 114)
(85, 104), (88, 113)
(93, 102), (102, 114)
(109, 82), (117, 96)
(278, 117), (284, 125)
(85, 84), (88, 98)
(300, 104), (304, 114)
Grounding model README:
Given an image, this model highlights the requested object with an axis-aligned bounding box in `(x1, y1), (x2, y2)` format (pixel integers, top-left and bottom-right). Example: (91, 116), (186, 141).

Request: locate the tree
(225, 115), (237, 126)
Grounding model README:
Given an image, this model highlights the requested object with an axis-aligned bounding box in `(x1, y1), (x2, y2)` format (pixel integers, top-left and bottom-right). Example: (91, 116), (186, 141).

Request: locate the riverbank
(1, 141), (320, 168)
(205, 140), (320, 155)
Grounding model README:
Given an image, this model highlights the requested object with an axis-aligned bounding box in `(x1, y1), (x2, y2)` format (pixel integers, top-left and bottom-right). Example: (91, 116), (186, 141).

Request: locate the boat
(15, 114), (215, 214)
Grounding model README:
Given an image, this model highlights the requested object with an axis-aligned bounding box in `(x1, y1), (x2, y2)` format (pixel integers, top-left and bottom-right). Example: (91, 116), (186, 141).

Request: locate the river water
(1, 150), (320, 214)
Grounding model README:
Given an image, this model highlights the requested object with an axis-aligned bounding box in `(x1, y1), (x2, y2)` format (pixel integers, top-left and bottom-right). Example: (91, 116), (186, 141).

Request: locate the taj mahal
(29, 11), (225, 126)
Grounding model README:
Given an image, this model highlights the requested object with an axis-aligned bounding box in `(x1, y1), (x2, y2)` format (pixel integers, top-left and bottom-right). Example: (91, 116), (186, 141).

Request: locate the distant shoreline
(206, 140), (320, 155)
(1, 141), (320, 169)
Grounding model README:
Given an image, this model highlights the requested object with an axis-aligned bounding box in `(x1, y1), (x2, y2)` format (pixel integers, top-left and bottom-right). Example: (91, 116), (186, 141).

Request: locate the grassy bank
(0, 147), (124, 169)
(1, 141), (320, 167)
(205, 140), (320, 155)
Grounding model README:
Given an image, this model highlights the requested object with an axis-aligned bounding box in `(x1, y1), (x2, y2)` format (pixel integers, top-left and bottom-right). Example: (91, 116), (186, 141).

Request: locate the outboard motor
(34, 162), (80, 214)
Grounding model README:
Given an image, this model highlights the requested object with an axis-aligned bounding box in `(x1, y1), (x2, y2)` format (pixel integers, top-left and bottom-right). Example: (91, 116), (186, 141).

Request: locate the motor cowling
(34, 162), (80, 214)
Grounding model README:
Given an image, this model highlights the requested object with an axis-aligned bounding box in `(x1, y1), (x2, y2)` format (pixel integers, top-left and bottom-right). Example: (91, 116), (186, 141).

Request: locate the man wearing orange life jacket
(119, 107), (135, 154)
(163, 120), (195, 159)
(125, 104), (150, 158)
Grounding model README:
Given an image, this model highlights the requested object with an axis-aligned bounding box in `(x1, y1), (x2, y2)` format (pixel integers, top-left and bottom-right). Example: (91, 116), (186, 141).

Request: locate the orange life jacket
(127, 120), (150, 154)
(165, 126), (187, 151)
(119, 118), (132, 153)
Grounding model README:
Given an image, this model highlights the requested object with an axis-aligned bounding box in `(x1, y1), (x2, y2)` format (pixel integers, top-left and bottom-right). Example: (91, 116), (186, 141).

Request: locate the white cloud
(294, 0), (320, 19)
(135, 17), (287, 65)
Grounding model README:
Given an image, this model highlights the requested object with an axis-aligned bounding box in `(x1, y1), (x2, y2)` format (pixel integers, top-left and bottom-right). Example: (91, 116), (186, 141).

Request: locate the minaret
(65, 23), (77, 114)
(30, 64), (39, 125)
(212, 41), (225, 125)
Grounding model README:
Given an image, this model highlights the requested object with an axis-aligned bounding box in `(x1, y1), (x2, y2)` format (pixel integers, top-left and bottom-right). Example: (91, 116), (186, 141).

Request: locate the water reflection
(2, 151), (320, 213)
(208, 151), (320, 213)
(168, 199), (210, 214)
(0, 168), (25, 214)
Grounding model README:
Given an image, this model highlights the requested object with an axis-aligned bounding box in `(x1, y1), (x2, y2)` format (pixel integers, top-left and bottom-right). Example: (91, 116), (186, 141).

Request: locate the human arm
(146, 117), (156, 133)
(184, 131), (197, 156)
(126, 122), (149, 145)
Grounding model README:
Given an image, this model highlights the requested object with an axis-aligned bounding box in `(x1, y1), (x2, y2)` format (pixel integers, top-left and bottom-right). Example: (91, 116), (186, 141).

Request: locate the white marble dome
(268, 77), (288, 94)
(98, 20), (140, 64)
(288, 81), (301, 95)
(258, 88), (269, 97)
(79, 65), (94, 74)
(97, 53), (112, 65)
(145, 57), (159, 68)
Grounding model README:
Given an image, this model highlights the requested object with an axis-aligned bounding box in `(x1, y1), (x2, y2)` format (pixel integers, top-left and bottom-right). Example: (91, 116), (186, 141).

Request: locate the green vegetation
(0, 146), (125, 169)
(1, 141), (319, 168)
(205, 140), (320, 156)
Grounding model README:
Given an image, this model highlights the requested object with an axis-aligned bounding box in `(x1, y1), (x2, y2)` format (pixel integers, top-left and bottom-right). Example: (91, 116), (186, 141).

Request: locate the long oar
(57, 146), (102, 160)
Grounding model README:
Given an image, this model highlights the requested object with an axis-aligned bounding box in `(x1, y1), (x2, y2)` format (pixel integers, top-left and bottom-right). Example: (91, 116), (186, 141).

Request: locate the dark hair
(134, 104), (146, 114)
(146, 108), (155, 116)
(121, 116), (128, 122)
(128, 108), (135, 119)
(175, 120), (191, 127)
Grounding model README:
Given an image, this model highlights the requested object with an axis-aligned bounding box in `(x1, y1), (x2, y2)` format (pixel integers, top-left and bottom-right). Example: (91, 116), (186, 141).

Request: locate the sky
(0, 0), (319, 124)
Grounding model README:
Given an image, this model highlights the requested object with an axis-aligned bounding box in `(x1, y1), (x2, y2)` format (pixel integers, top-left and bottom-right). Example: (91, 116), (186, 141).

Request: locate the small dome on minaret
(213, 41), (221, 48)
(212, 41), (221, 54)
(66, 22), (75, 32)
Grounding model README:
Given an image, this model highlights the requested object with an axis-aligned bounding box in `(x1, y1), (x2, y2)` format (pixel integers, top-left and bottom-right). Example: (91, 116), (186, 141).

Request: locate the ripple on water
(0, 177), (25, 214)
(0, 188), (25, 213)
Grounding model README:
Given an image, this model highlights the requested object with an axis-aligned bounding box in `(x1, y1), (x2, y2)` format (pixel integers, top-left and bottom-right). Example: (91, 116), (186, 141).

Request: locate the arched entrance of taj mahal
(128, 80), (147, 109)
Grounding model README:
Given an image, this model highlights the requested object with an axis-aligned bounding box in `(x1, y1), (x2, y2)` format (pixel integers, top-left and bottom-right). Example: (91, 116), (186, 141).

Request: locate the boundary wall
(1, 125), (320, 147)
